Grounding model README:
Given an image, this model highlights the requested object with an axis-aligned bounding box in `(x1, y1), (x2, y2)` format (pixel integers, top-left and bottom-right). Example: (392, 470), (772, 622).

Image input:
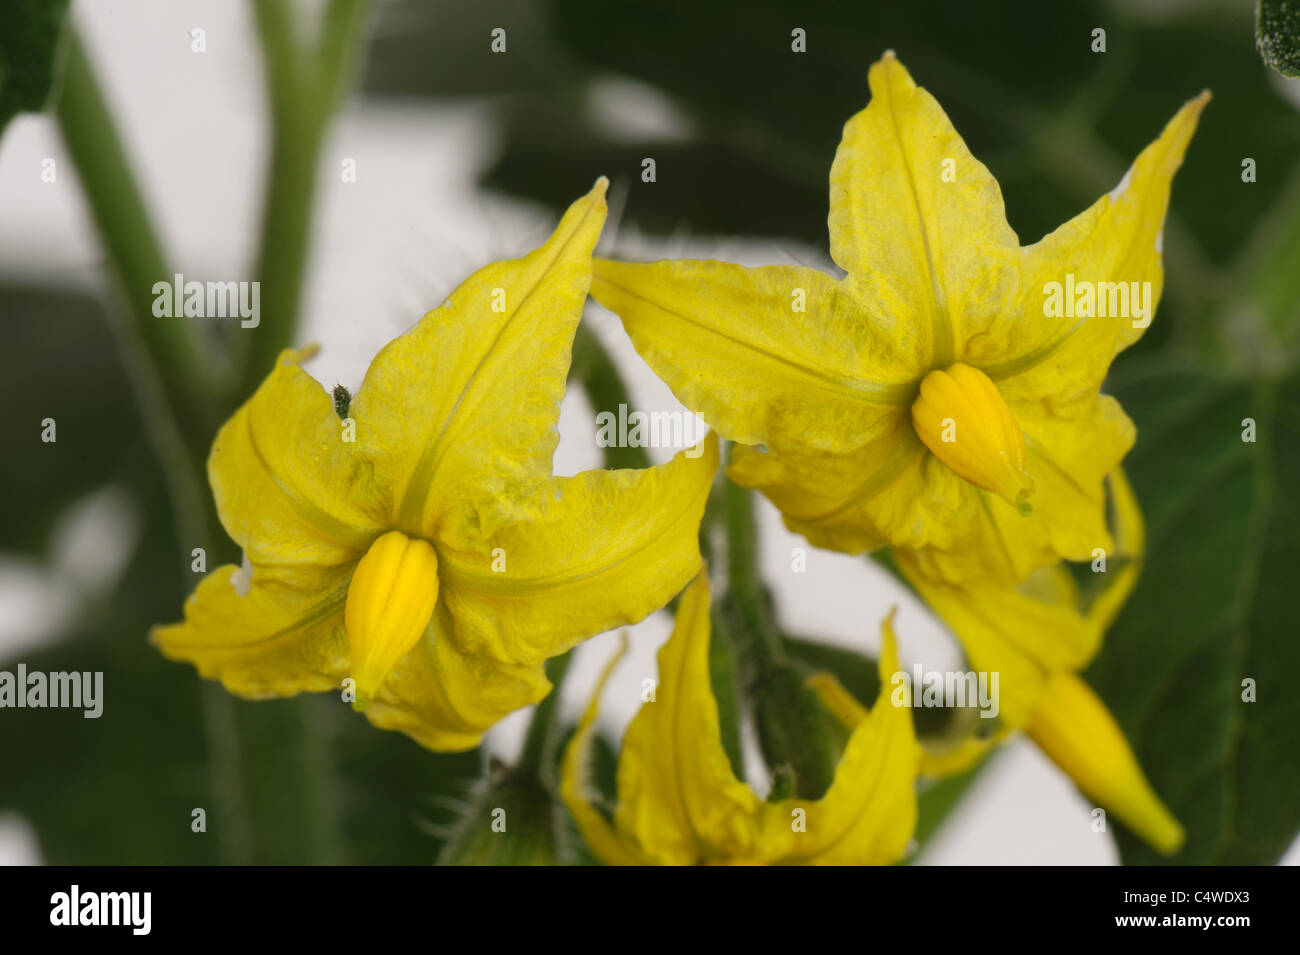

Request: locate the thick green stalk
(55, 27), (215, 449)
(231, 696), (342, 864)
(719, 461), (837, 797)
(722, 469), (782, 663)
(240, 0), (372, 394)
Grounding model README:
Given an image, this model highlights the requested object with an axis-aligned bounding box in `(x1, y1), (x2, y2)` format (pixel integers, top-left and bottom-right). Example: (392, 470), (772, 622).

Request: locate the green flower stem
(516, 651), (573, 784)
(721, 462), (783, 662)
(57, 6), (370, 866)
(55, 24), (258, 867)
(720, 458), (837, 797)
(240, 0), (372, 395)
(231, 696), (342, 864)
(217, 0), (370, 864)
(55, 27), (216, 451)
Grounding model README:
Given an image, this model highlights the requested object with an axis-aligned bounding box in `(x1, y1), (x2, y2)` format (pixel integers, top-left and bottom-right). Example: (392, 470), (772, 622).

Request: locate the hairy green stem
(516, 652), (574, 784)
(721, 463), (783, 662)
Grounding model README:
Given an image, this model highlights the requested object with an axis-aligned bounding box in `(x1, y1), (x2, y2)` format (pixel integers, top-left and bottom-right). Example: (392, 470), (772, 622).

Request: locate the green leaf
(1087, 364), (1300, 864)
(1258, 0), (1300, 77)
(0, 0), (70, 137)
(1213, 172), (1300, 374)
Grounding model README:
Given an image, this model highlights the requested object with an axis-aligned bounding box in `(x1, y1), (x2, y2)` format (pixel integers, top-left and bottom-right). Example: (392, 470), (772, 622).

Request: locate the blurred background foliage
(1, 0), (1297, 864)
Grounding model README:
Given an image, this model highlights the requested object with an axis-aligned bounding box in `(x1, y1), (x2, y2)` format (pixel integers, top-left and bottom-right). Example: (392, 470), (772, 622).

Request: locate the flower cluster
(154, 52), (1206, 863)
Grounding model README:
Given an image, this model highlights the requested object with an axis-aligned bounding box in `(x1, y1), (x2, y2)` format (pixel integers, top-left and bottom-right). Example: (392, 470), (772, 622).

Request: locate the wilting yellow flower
(591, 51), (1208, 585)
(561, 571), (920, 865)
(900, 470), (1184, 854)
(152, 181), (719, 752)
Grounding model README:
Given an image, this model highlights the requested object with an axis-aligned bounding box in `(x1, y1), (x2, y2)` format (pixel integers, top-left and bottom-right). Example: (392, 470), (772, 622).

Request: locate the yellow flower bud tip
(1028, 672), (1186, 857)
(345, 530), (440, 706)
(911, 363), (1034, 513)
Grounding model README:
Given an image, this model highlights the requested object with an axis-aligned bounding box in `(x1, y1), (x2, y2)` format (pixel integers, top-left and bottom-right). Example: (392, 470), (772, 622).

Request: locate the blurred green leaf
(0, 0), (69, 137)
(362, 0), (568, 98)
(1258, 0), (1300, 77)
(1213, 169), (1300, 373)
(1087, 362), (1300, 864)
(0, 285), (143, 555)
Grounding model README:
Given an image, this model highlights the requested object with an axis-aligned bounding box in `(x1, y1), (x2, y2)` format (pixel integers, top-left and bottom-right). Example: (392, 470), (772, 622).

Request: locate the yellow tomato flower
(152, 181), (719, 752)
(561, 570), (920, 865)
(899, 470), (1184, 854)
(591, 52), (1208, 585)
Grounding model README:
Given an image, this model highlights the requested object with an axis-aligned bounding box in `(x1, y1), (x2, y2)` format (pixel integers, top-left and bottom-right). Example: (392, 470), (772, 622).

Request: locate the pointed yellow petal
(1086, 468), (1145, 632)
(151, 562), (351, 696)
(764, 611), (919, 864)
(919, 732), (1008, 779)
(807, 621), (1009, 781)
(898, 466), (1145, 732)
(208, 346), (385, 569)
(806, 671), (871, 731)
(437, 435), (718, 667)
(808, 622), (1006, 781)
(980, 92), (1210, 401)
(360, 602), (552, 752)
(591, 258), (917, 455)
(344, 530), (440, 704)
(559, 634), (651, 866)
(1028, 672), (1184, 856)
(829, 51), (1020, 368)
(612, 570), (762, 864)
(899, 556), (1101, 728)
(350, 181), (608, 538)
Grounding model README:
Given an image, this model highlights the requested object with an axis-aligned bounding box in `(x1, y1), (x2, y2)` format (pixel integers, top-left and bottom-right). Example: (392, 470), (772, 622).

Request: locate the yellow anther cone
(1028, 672), (1185, 856)
(345, 531), (440, 707)
(911, 363), (1034, 513)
